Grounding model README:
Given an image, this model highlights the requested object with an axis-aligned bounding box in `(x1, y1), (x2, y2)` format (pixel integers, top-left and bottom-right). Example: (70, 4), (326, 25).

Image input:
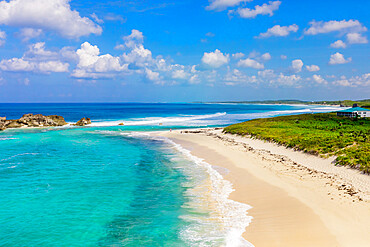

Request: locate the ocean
(0, 103), (341, 246)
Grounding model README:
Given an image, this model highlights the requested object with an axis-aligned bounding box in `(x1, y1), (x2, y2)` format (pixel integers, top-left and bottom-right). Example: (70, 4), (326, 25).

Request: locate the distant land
(199, 99), (370, 108)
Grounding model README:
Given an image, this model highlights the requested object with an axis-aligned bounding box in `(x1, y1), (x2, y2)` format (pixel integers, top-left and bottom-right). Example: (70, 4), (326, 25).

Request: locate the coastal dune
(154, 129), (370, 247)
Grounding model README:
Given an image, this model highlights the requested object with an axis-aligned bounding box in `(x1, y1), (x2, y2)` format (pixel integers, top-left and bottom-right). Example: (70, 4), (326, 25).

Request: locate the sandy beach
(153, 128), (370, 247)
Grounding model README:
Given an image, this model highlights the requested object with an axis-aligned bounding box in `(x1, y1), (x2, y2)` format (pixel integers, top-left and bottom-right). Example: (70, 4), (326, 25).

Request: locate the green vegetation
(224, 113), (370, 173)
(203, 99), (370, 108)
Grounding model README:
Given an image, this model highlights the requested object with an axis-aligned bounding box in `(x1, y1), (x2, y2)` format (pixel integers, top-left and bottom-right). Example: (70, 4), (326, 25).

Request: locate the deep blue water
(0, 103), (340, 246)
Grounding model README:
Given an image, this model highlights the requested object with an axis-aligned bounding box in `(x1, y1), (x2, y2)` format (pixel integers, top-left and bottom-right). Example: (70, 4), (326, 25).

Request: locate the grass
(223, 113), (370, 173)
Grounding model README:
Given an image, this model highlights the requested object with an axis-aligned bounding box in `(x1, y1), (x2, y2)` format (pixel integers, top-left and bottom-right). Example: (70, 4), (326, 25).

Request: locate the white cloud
(172, 69), (189, 80)
(145, 68), (161, 82)
(0, 42), (69, 73)
(306, 65), (320, 72)
(123, 29), (144, 49)
(0, 29), (5, 46)
(201, 49), (229, 68)
(280, 55), (287, 60)
(0, 57), (68, 73)
(273, 74), (302, 87)
(261, 52), (271, 61)
(38, 61), (69, 73)
(329, 52), (351, 65)
(346, 32), (368, 44)
(258, 24), (298, 38)
(291, 59), (303, 73)
(189, 74), (200, 84)
(330, 40), (346, 48)
(232, 52), (245, 59)
(224, 68), (257, 85)
(304, 20), (367, 35)
(0, 0), (102, 38)
(91, 13), (104, 24)
(258, 69), (302, 87)
(206, 0), (251, 11)
(235, 1), (281, 19)
(18, 28), (43, 41)
(237, 58), (264, 69)
(333, 74), (370, 87)
(72, 42), (128, 79)
(312, 74), (327, 84)
(0, 58), (34, 71)
(23, 77), (30, 86)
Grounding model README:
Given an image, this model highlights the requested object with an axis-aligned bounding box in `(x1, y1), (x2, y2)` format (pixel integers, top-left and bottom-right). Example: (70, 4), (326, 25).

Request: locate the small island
(0, 114), (92, 131)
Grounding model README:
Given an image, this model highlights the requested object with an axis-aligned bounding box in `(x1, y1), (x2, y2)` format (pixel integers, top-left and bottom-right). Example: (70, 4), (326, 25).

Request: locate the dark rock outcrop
(0, 114), (68, 131)
(73, 117), (91, 126)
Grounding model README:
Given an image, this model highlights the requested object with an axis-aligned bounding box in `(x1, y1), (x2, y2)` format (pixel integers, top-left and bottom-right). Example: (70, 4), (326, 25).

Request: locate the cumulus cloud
(273, 74), (302, 87)
(0, 29), (5, 46)
(172, 69), (189, 80)
(237, 58), (264, 69)
(330, 40), (346, 49)
(232, 52), (245, 59)
(258, 24), (298, 38)
(291, 59), (303, 73)
(258, 69), (302, 87)
(0, 42), (69, 73)
(145, 68), (161, 82)
(333, 74), (370, 87)
(306, 65), (320, 72)
(304, 19), (367, 35)
(0, 57), (68, 73)
(201, 49), (229, 68)
(0, 0), (102, 38)
(18, 28), (43, 41)
(312, 74), (327, 84)
(261, 52), (271, 61)
(224, 68), (257, 85)
(235, 1), (281, 19)
(346, 32), (368, 44)
(329, 52), (351, 65)
(206, 0), (251, 11)
(72, 42), (128, 79)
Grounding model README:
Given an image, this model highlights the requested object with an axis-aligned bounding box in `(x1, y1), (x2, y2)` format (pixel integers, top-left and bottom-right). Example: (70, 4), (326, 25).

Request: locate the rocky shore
(0, 114), (92, 131)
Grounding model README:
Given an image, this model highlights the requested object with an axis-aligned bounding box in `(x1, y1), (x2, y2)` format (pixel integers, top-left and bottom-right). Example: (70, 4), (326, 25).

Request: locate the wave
(0, 137), (18, 141)
(88, 112), (227, 127)
(116, 132), (254, 246)
(166, 138), (253, 247)
(1, 153), (40, 162)
(83, 105), (339, 128)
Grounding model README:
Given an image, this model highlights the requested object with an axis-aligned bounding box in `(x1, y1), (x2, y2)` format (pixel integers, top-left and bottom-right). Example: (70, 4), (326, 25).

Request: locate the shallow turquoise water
(0, 103), (341, 246)
(0, 128), (196, 246)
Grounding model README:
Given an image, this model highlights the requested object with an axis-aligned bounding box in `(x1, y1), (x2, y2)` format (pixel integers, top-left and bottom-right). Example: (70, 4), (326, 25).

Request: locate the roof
(337, 107), (370, 113)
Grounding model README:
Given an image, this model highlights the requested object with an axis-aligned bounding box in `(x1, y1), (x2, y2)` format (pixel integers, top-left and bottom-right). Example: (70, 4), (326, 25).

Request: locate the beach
(154, 128), (370, 247)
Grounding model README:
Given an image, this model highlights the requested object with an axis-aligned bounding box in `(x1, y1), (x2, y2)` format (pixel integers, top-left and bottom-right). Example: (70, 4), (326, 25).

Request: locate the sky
(0, 0), (369, 102)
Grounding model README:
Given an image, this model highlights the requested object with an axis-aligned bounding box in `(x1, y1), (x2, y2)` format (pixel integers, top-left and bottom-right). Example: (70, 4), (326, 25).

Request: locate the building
(337, 106), (370, 118)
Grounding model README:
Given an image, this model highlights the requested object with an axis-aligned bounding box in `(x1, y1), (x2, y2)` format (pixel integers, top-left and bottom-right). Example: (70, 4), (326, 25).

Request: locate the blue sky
(0, 0), (369, 102)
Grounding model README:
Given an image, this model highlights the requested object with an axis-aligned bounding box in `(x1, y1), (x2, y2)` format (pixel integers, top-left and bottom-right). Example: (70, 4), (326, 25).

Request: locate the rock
(118, 123), (124, 126)
(0, 114), (67, 131)
(5, 120), (25, 128)
(74, 117), (91, 126)
(0, 117), (6, 121)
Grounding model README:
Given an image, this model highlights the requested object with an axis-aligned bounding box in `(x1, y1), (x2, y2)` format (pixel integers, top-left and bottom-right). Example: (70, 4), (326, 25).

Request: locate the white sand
(153, 128), (370, 247)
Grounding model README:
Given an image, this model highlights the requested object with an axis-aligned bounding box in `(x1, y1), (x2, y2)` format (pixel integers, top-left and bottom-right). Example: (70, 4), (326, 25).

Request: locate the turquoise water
(0, 103), (341, 246)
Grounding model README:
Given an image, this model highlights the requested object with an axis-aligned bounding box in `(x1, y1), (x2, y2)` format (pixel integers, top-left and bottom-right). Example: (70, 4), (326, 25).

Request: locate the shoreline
(152, 128), (370, 246)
